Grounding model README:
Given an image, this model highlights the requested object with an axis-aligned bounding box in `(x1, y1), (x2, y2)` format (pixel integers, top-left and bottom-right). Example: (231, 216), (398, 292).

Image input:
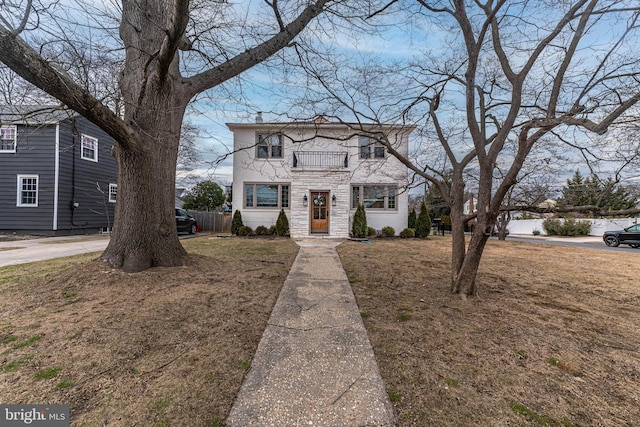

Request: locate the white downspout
(53, 124), (60, 231)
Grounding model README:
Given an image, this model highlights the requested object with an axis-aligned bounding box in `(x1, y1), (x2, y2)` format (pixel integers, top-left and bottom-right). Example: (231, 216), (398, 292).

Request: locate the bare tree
(0, 0), (334, 272)
(287, 0), (640, 296)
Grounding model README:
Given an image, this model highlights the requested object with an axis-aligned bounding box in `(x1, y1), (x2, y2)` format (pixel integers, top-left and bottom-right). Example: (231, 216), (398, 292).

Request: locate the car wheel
(630, 244), (639, 249)
(604, 236), (619, 247)
(189, 224), (197, 234)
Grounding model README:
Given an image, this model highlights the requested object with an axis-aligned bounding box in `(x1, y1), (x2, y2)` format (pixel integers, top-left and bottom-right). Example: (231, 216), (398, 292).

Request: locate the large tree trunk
(451, 226), (491, 297)
(99, 2), (190, 272)
(450, 167), (495, 297)
(450, 209), (467, 292)
(101, 98), (188, 272)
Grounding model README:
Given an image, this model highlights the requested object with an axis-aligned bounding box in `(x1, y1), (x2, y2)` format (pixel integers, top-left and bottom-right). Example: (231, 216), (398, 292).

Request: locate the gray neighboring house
(0, 106), (118, 235)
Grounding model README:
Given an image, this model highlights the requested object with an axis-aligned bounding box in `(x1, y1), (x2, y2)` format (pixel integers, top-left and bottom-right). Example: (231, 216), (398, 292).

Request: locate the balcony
(292, 151), (348, 169)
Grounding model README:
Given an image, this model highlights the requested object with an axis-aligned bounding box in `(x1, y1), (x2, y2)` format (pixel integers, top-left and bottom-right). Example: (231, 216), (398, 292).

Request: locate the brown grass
(337, 236), (640, 426)
(2, 235), (639, 426)
(0, 236), (298, 427)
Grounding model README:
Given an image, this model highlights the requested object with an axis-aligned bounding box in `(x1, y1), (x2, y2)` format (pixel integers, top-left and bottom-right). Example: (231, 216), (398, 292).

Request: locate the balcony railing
(292, 151), (348, 169)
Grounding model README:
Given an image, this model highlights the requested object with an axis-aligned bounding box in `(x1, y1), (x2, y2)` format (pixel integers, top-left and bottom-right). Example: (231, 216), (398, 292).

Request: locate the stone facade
(228, 119), (414, 239)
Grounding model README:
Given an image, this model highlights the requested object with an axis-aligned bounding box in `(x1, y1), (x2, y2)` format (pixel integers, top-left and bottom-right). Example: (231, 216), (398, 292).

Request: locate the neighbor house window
(359, 136), (385, 159)
(109, 183), (117, 203)
(244, 183), (290, 208)
(81, 134), (98, 161)
(351, 185), (397, 210)
(17, 175), (38, 207)
(256, 133), (283, 159)
(1, 126), (17, 153)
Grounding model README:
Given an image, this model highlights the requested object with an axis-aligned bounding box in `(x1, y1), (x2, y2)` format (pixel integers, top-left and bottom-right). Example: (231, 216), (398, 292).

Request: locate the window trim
(256, 133), (284, 159)
(109, 183), (117, 203)
(16, 174), (39, 207)
(351, 184), (398, 211)
(359, 136), (385, 160)
(81, 134), (98, 162)
(244, 183), (290, 209)
(0, 125), (17, 153)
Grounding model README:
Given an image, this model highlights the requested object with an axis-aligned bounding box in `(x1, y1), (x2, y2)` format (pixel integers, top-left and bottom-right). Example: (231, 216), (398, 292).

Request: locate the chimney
(255, 112), (263, 123)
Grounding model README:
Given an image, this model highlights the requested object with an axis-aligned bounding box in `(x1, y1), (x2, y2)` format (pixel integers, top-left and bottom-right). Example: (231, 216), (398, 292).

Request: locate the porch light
(332, 194), (337, 206)
(303, 194), (308, 207)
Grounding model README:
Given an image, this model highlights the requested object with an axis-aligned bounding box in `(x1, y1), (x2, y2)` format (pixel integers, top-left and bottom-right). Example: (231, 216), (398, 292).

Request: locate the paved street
(506, 235), (640, 254)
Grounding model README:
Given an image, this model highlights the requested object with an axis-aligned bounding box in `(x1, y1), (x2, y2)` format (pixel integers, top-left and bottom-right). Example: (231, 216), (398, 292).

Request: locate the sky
(3, 0), (639, 196)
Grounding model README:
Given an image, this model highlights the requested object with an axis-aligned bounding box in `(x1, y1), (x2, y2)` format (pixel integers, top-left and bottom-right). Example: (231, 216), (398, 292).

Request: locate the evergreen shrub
(352, 204), (368, 238)
(231, 210), (243, 235)
(381, 226), (395, 237)
(275, 209), (290, 236)
(400, 228), (415, 238)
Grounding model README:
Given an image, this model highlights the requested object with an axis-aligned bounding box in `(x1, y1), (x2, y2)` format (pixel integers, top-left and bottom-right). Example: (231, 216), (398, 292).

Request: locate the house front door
(310, 191), (329, 234)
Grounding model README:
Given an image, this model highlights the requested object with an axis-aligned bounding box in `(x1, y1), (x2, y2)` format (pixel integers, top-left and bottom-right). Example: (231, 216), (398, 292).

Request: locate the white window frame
(109, 183), (117, 203)
(351, 184), (397, 211)
(81, 134), (98, 162)
(17, 174), (39, 207)
(256, 133), (284, 159)
(1, 125), (17, 153)
(244, 183), (290, 209)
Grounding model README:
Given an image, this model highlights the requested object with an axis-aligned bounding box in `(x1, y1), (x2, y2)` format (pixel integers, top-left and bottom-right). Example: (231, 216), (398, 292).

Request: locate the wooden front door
(310, 191), (329, 233)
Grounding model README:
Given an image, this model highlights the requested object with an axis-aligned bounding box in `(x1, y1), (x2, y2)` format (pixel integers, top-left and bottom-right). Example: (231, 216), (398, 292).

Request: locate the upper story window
(256, 133), (283, 159)
(81, 134), (98, 162)
(359, 136), (385, 159)
(1, 125), (17, 153)
(17, 174), (38, 207)
(109, 183), (117, 203)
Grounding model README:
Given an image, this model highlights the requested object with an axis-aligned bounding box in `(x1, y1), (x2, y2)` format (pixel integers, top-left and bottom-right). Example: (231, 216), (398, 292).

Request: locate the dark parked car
(176, 208), (197, 234)
(603, 224), (640, 248)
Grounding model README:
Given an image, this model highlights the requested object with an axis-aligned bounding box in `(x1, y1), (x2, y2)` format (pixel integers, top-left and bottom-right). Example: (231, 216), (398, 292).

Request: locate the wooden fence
(186, 211), (232, 233)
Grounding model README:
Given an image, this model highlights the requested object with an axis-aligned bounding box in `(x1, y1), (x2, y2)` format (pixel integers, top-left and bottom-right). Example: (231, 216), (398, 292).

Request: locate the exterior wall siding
(0, 115), (118, 235)
(0, 124), (56, 231)
(230, 121), (412, 238)
(56, 118), (117, 233)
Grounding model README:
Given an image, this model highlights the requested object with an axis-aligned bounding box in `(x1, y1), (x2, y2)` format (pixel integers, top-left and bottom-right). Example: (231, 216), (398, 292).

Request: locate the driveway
(0, 234), (204, 268)
(0, 236), (110, 267)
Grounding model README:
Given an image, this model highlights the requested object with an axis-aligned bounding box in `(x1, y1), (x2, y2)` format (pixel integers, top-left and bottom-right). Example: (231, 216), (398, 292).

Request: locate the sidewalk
(227, 239), (394, 426)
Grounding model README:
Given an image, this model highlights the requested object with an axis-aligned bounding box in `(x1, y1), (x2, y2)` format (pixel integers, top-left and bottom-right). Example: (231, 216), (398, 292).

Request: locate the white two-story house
(228, 115), (415, 239)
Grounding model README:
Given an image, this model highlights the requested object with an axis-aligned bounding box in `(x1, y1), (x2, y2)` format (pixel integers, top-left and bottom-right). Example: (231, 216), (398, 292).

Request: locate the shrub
(268, 225), (276, 235)
(381, 226), (395, 237)
(352, 204), (368, 238)
(532, 229), (541, 236)
(415, 200), (432, 238)
(255, 225), (269, 235)
(400, 228), (415, 238)
(542, 217), (591, 236)
(275, 209), (290, 236)
(367, 226), (377, 236)
(237, 225), (254, 236)
(231, 210), (243, 235)
(408, 209), (417, 229)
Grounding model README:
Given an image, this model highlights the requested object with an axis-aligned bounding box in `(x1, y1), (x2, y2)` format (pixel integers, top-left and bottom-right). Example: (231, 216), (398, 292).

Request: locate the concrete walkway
(227, 240), (394, 427)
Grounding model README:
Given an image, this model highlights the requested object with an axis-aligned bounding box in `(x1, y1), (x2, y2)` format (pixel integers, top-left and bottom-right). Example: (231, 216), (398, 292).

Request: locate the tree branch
(500, 204), (640, 217)
(157, 0), (190, 81)
(185, 0), (330, 98)
(0, 25), (141, 151)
